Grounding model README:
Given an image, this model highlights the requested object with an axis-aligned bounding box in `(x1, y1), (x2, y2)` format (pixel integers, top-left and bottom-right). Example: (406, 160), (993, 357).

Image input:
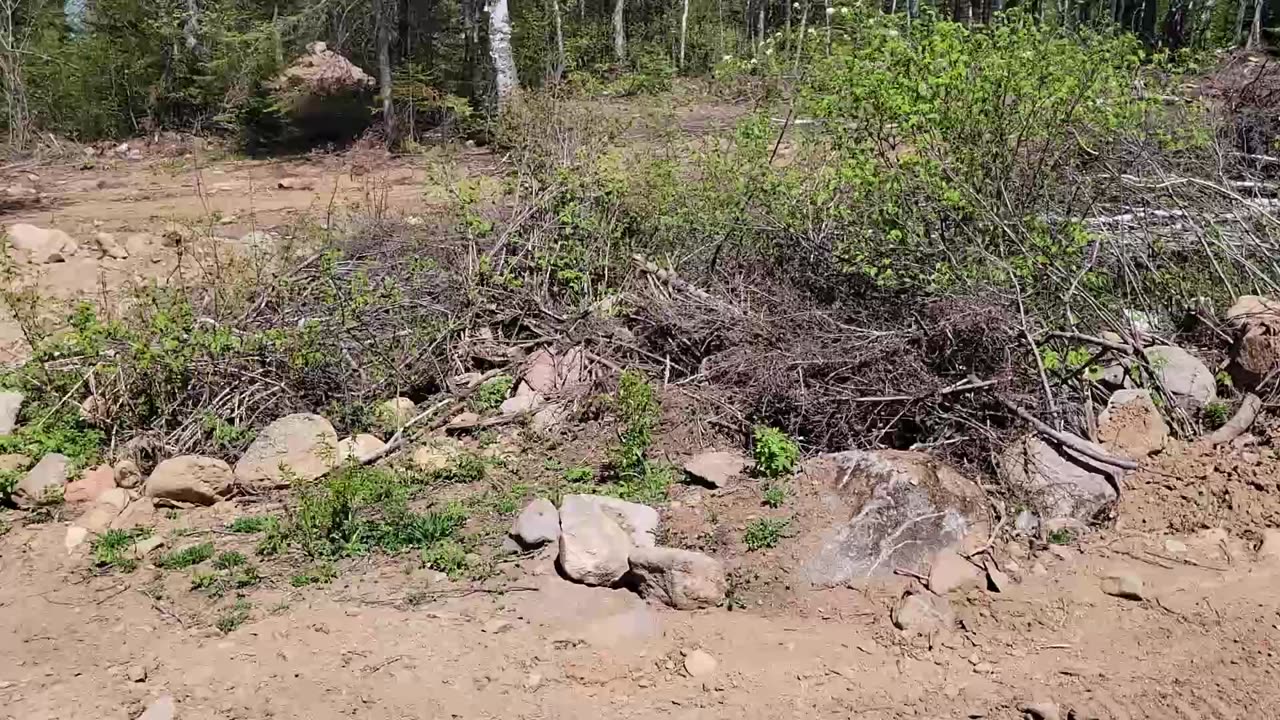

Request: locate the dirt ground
(3, 118), (1280, 720)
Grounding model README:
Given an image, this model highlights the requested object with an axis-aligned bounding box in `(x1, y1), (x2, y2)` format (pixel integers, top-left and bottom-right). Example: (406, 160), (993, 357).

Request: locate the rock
(1142, 345), (1216, 411)
(683, 649), (718, 678)
(530, 402), (569, 434)
(268, 42), (376, 147)
(234, 413), (337, 485)
(509, 498), (560, 549)
(928, 550), (983, 594)
(446, 411), (482, 429)
(123, 233), (159, 257)
(683, 450), (748, 489)
(94, 231), (129, 259)
(376, 397), (416, 428)
(411, 439), (462, 472)
(0, 453), (31, 472)
(499, 392), (541, 416)
(64, 464), (117, 504)
(564, 494), (658, 547)
(892, 591), (954, 634)
(1100, 571), (1144, 600)
(1226, 297), (1280, 390)
(482, 619), (513, 634)
(0, 390), (22, 435)
(77, 488), (132, 532)
(985, 565), (1012, 593)
(145, 456), (234, 505)
(523, 672), (544, 690)
(801, 450), (986, 586)
(131, 535), (167, 558)
(557, 494), (633, 586)
(127, 664), (147, 682)
(14, 453), (71, 508)
(336, 434), (385, 463)
(114, 459), (143, 489)
(998, 435), (1121, 525)
(1226, 295), (1280, 326)
(1164, 538), (1188, 553)
(520, 347), (587, 396)
(1097, 389), (1168, 459)
(1020, 701), (1062, 720)
(5, 223), (77, 263)
(628, 546), (727, 610)
(135, 694), (175, 720)
(65, 526), (89, 552)
(1256, 529), (1280, 563)
(111, 497), (157, 529)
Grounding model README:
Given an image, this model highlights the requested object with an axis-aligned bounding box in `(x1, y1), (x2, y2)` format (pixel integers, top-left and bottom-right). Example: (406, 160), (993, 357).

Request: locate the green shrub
(213, 551), (248, 570)
(752, 426), (799, 479)
(470, 375), (515, 412)
(762, 483), (787, 509)
(228, 516), (278, 534)
(158, 542), (215, 569)
(91, 527), (152, 571)
(216, 599), (252, 633)
(421, 539), (469, 577)
(744, 518), (789, 551)
(290, 563), (338, 587)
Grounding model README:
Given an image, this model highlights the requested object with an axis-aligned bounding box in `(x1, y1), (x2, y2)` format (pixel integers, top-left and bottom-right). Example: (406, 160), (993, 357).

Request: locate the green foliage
(290, 563), (338, 587)
(562, 465), (595, 484)
(470, 375), (515, 412)
(610, 370), (660, 477)
(228, 515), (278, 533)
(91, 527), (152, 572)
(158, 542), (215, 569)
(213, 550), (247, 570)
(762, 483), (787, 509)
(432, 452), (490, 484)
(752, 426), (799, 479)
(216, 599), (252, 633)
(744, 518), (789, 551)
(1047, 527), (1075, 545)
(1203, 401), (1231, 430)
(421, 539), (469, 577)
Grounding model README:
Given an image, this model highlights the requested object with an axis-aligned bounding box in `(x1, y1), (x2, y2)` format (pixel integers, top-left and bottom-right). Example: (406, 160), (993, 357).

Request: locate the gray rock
(114, 459), (143, 489)
(683, 450), (747, 488)
(892, 591), (954, 634)
(1142, 345), (1216, 410)
(509, 498), (560, 549)
(683, 649), (718, 678)
(565, 494), (658, 547)
(376, 397), (416, 428)
(336, 433), (385, 463)
(14, 453), (70, 508)
(94, 232), (129, 259)
(801, 450), (985, 586)
(144, 456), (234, 505)
(1097, 389), (1168, 459)
(5, 223), (77, 263)
(77, 488), (131, 532)
(135, 695), (175, 720)
(234, 413), (337, 485)
(1100, 571), (1144, 600)
(0, 390), (22, 435)
(557, 494), (632, 586)
(1259, 529), (1280, 564)
(928, 550), (983, 594)
(999, 435), (1121, 525)
(628, 546), (727, 610)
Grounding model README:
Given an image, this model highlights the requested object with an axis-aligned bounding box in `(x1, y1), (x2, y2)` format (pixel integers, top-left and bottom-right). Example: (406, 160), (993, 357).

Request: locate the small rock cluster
(506, 494), (727, 610)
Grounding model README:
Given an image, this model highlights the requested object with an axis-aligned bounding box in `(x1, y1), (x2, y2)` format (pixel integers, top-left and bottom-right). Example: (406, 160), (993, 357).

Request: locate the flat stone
(999, 435), (1121, 525)
(683, 649), (718, 678)
(683, 450), (748, 488)
(628, 546), (727, 610)
(928, 550), (983, 594)
(1100, 572), (1144, 600)
(135, 694), (175, 720)
(234, 413), (337, 485)
(509, 498), (560, 549)
(892, 591), (954, 634)
(0, 390), (22, 435)
(145, 456), (233, 505)
(336, 434), (385, 463)
(557, 494), (632, 586)
(801, 450), (985, 586)
(6, 223), (77, 263)
(563, 494), (658, 547)
(1019, 701), (1061, 720)
(1143, 345), (1216, 410)
(14, 453), (71, 508)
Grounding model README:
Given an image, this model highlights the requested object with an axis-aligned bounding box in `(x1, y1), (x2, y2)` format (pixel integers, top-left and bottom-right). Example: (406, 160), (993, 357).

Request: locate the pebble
(683, 649), (718, 678)
(127, 664), (147, 682)
(523, 672), (543, 690)
(1100, 572), (1144, 600)
(1019, 700), (1061, 720)
(972, 662), (995, 674)
(483, 619), (513, 634)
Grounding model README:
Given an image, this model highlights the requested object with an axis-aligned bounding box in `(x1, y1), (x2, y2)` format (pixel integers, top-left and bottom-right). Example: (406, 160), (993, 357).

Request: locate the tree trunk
(1235, 0), (1248, 43)
(757, 1), (765, 49)
(793, 0), (808, 71)
(1248, 0), (1263, 47)
(488, 0), (518, 106)
(613, 0), (627, 62)
(783, 0), (792, 53)
(908, 0), (918, 20)
(183, 0), (202, 54)
(375, 0), (395, 141)
(552, 0), (566, 81)
(823, 0), (831, 55)
(679, 0), (690, 68)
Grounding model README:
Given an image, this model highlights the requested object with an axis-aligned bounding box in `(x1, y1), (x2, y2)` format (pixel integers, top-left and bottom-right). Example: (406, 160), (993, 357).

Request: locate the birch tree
(551, 0), (566, 81)
(679, 0), (690, 69)
(1247, 0), (1263, 47)
(613, 0), (627, 62)
(489, 0), (519, 106)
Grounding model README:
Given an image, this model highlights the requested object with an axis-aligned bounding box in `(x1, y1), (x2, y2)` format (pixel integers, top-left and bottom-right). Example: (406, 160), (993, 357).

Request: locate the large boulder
(5, 224), (78, 263)
(14, 453), (71, 508)
(375, 397), (416, 429)
(262, 42), (376, 150)
(508, 498), (560, 549)
(234, 413), (337, 485)
(145, 456), (234, 505)
(1097, 389), (1168, 459)
(1225, 295), (1280, 390)
(558, 494), (633, 586)
(0, 390), (22, 435)
(1142, 345), (1216, 411)
(800, 450), (986, 587)
(999, 434), (1121, 524)
(627, 546), (727, 610)
(563, 494), (658, 547)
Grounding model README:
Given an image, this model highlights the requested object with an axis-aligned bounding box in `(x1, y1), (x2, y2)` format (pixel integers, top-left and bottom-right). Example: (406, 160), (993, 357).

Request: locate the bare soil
(3, 130), (1280, 720)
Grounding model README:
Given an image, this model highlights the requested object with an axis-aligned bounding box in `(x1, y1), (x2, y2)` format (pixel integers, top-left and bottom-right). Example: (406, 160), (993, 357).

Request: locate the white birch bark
(488, 0), (519, 107)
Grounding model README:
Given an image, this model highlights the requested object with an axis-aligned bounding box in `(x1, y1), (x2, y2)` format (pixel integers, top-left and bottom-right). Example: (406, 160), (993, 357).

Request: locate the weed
(213, 551), (247, 570)
(290, 563), (338, 587)
(752, 426), (799, 479)
(157, 542), (214, 569)
(762, 483), (787, 508)
(228, 515), (278, 533)
(0, 469), (19, 503)
(1047, 528), (1075, 545)
(433, 452), (488, 484)
(470, 375), (514, 412)
(91, 527), (152, 571)
(191, 571), (220, 592)
(215, 600), (252, 633)
(610, 370), (660, 476)
(744, 518), (790, 551)
(1203, 401), (1231, 430)
(563, 465), (594, 483)
(421, 539), (469, 578)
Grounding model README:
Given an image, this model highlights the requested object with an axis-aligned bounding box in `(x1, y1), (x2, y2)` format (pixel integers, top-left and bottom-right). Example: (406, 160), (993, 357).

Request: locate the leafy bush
(91, 527), (152, 571)
(290, 563), (338, 587)
(470, 375), (514, 411)
(752, 426), (799, 478)
(744, 518), (789, 551)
